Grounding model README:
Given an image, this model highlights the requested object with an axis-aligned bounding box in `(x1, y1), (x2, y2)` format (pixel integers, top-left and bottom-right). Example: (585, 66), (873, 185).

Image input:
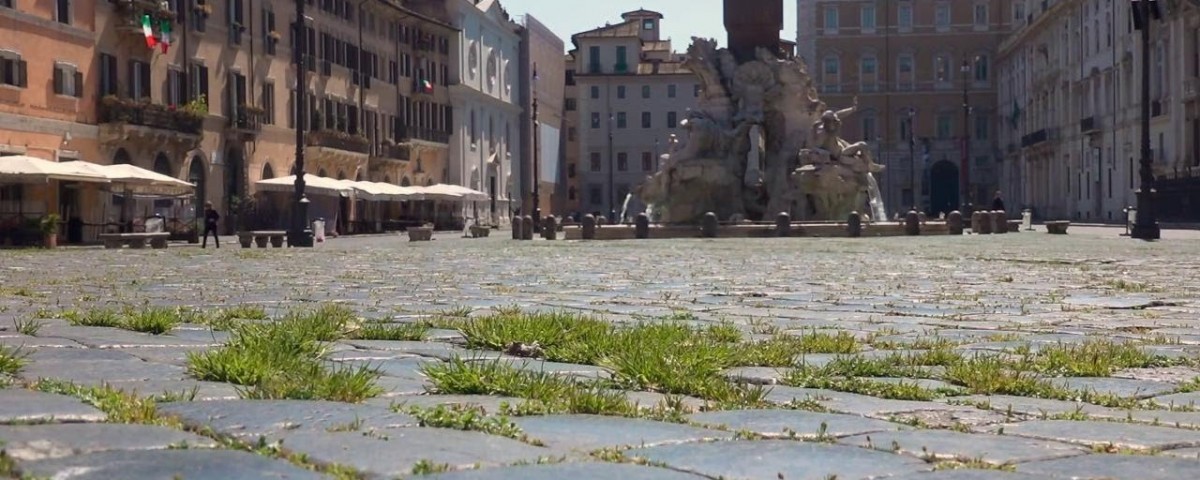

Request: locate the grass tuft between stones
(0, 346), (25, 387)
(402, 403), (540, 445)
(186, 304), (381, 402)
(33, 379), (180, 427)
(61, 306), (182, 335)
(421, 358), (640, 416)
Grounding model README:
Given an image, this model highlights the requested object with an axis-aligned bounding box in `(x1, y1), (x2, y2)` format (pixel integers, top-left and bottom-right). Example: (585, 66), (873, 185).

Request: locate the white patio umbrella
(60, 161), (194, 196)
(0, 155), (111, 184)
(417, 183), (489, 201)
(255, 175), (353, 197)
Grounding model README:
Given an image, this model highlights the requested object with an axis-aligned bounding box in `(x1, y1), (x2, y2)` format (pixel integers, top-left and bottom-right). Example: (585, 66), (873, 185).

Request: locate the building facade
(798, 0), (1012, 217)
(516, 14), (564, 217)
(447, 0), (521, 227)
(569, 9), (699, 218)
(996, 0), (1200, 222)
(1, 0), (455, 240)
(562, 53), (581, 216)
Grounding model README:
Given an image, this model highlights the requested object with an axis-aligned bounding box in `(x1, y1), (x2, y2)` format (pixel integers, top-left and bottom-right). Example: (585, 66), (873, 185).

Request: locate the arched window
(113, 148), (132, 165)
(152, 153), (171, 175)
(337, 171), (346, 180)
(318, 168), (328, 177)
(261, 163), (275, 180)
(383, 175), (391, 184)
(400, 176), (411, 187)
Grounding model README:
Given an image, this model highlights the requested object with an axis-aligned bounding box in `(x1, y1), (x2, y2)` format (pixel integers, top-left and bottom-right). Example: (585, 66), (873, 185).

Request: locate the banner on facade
(538, 122), (560, 184)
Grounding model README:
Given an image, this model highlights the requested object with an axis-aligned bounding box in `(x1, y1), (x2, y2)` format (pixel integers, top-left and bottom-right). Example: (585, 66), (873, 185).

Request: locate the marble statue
(634, 35), (886, 223)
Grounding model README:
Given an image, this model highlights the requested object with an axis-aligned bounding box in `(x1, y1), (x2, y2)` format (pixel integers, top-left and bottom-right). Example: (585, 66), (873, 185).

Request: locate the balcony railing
(110, 0), (175, 34)
(1021, 129), (1048, 148)
(614, 62), (629, 74)
(98, 96), (203, 135)
(397, 126), (450, 144)
(306, 130), (370, 154)
(228, 105), (264, 133)
(375, 143), (410, 161)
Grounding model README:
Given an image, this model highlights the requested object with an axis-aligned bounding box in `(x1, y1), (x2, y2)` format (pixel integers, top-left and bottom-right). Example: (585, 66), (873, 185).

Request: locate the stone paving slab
(687, 409), (908, 439)
(0, 389), (106, 424)
(839, 429), (1089, 464)
(991, 420), (1200, 451)
(1017, 453), (1200, 479)
(101, 379), (242, 401)
(382, 394), (524, 414)
(1052, 377), (1178, 399)
(0, 423), (219, 461)
(509, 414), (730, 452)
(627, 440), (929, 480)
(16, 448), (330, 480)
(33, 325), (219, 348)
(765, 386), (979, 417)
(158, 399), (418, 440)
(278, 429), (550, 478)
(421, 462), (708, 479)
(17, 359), (188, 384)
(890, 471), (1042, 480)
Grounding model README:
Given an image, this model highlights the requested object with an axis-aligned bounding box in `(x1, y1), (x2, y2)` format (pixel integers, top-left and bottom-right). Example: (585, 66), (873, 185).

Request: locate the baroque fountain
(634, 0), (887, 224)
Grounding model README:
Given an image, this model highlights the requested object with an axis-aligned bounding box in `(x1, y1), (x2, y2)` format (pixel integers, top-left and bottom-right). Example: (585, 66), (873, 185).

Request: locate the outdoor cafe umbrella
(0, 155), (111, 184)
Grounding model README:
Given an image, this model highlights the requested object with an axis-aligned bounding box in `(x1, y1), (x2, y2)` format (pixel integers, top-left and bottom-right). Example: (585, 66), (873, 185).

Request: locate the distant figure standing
(202, 202), (220, 248)
(991, 191), (1006, 212)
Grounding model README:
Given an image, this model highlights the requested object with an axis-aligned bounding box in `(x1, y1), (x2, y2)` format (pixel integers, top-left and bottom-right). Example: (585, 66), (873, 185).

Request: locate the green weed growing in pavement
(736, 331), (861, 367)
(121, 306), (183, 335)
(12, 317), (43, 336)
(0, 345), (25, 386)
(1031, 340), (1170, 377)
(421, 357), (637, 417)
(350, 321), (428, 341)
(34, 380), (179, 427)
(458, 311), (616, 364)
(404, 403), (536, 444)
(186, 304), (381, 402)
(410, 459), (453, 475)
(68, 308), (122, 328)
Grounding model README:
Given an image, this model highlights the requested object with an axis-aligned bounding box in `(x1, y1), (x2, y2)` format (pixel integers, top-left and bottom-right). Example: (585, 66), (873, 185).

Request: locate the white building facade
(997, 0), (1200, 222)
(447, 0), (522, 226)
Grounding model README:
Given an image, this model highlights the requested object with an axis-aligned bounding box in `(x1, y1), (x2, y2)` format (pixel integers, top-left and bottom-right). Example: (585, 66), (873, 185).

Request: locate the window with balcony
(935, 3), (950, 31)
(861, 5), (876, 32)
(0, 52), (27, 88)
(165, 69), (184, 106)
(227, 0), (245, 45)
(99, 53), (117, 96)
(52, 62), (82, 97)
(590, 152), (601, 172)
(898, 3), (913, 30)
(617, 153), (628, 171)
(615, 46), (628, 73)
(128, 60), (151, 100)
(823, 6), (839, 33)
(588, 46), (600, 73)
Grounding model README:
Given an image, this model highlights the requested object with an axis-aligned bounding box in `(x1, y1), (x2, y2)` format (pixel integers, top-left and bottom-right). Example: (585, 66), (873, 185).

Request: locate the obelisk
(723, 0), (784, 63)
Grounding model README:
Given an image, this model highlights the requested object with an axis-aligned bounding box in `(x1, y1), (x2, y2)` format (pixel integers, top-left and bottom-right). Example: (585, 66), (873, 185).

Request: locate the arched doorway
(225, 147), (244, 206)
(152, 153), (172, 175)
(188, 155), (207, 222)
(400, 176), (411, 186)
(929, 160), (960, 217)
(318, 168), (328, 177)
(261, 163), (275, 180)
(383, 175), (391, 184)
(336, 171), (347, 180)
(113, 148), (132, 165)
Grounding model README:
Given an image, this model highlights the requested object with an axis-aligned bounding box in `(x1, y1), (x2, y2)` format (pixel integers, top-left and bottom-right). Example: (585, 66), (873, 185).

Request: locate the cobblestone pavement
(1, 231), (1200, 479)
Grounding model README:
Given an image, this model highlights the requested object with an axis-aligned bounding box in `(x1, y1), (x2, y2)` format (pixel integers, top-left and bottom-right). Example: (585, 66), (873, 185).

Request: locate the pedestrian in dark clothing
(991, 191), (1006, 212)
(202, 202), (220, 248)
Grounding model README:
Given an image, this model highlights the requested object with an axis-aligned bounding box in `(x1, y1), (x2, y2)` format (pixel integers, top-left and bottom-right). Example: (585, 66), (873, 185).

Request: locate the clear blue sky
(502, 0), (798, 52)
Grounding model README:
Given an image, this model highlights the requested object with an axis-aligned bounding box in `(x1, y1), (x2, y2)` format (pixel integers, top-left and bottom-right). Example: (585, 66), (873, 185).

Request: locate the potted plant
(40, 214), (60, 249)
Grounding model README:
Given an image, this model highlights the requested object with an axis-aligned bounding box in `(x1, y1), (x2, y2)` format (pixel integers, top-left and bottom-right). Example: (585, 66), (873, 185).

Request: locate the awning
(255, 175), (354, 197)
(357, 181), (423, 201)
(416, 183), (490, 201)
(62, 161), (194, 196)
(0, 155), (111, 184)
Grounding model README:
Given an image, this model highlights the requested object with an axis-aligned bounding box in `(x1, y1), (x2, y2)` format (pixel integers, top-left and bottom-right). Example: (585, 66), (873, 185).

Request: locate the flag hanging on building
(141, 15), (158, 49)
(159, 19), (172, 53)
(420, 78), (434, 94)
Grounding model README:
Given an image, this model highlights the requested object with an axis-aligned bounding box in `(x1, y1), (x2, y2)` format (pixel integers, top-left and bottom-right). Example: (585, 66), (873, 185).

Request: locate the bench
(237, 231), (287, 248)
(99, 232), (170, 249)
(408, 226), (433, 242)
(1045, 221), (1070, 235)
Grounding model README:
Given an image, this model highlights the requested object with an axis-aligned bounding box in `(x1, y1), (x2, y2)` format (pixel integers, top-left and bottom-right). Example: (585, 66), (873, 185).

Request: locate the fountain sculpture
(635, 0), (885, 223)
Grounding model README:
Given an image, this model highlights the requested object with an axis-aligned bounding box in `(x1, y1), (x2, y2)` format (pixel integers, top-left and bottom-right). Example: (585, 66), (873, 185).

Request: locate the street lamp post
(288, 0), (313, 247)
(1132, 0), (1160, 240)
(531, 64), (541, 232)
(960, 59), (973, 211)
(908, 108), (916, 211)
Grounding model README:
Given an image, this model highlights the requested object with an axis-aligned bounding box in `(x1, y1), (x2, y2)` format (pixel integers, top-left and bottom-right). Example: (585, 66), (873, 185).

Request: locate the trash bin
(312, 219), (326, 243)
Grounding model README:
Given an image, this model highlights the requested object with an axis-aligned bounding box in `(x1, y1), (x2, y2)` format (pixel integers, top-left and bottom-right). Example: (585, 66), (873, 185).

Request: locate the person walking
(991, 191), (1006, 212)
(202, 202), (220, 249)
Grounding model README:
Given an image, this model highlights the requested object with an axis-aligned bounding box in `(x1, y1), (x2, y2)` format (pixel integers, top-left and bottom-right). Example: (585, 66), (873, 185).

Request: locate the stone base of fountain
(555, 213), (1023, 241)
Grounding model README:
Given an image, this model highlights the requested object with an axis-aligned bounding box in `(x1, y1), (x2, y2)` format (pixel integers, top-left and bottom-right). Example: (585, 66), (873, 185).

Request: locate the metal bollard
(701, 212), (719, 238)
(847, 211), (862, 237)
(775, 212), (791, 237)
(582, 215), (596, 240)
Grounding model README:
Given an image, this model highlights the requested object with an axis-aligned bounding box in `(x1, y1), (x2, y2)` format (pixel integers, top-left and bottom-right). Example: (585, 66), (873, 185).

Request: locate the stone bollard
(905, 210), (921, 236)
(582, 215), (596, 240)
(970, 211), (983, 234)
(597, 216), (608, 226)
(992, 211), (1007, 235)
(977, 211), (993, 235)
(635, 213), (650, 239)
(543, 216), (558, 240)
(775, 212), (791, 237)
(511, 216), (523, 240)
(847, 211), (862, 238)
(947, 211), (964, 235)
(701, 212), (719, 238)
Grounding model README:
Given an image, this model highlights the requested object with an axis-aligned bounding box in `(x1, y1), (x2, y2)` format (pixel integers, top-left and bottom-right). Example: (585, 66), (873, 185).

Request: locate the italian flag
(141, 15), (157, 49)
(420, 79), (433, 94)
(159, 19), (172, 53)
